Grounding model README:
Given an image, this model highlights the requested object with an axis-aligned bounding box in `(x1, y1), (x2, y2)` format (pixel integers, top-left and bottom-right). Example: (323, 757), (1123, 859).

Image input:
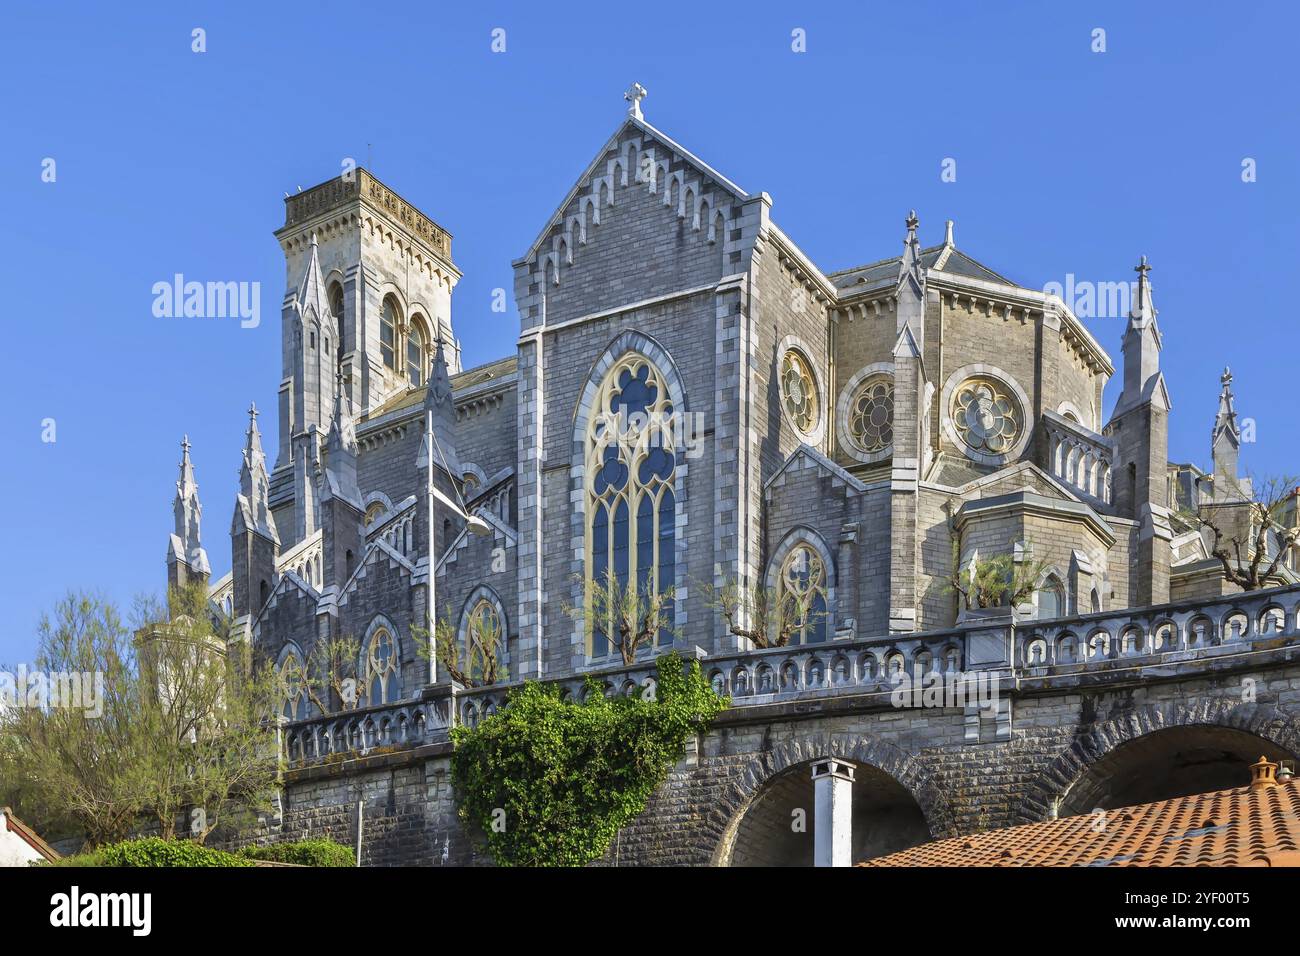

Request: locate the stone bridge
(262, 584), (1300, 866)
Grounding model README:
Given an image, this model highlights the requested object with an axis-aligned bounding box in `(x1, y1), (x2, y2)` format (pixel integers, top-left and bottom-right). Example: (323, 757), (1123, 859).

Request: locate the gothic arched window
(279, 650), (307, 721)
(380, 297), (400, 371)
(585, 354), (677, 657)
(1037, 576), (1064, 620)
(407, 318), (427, 387)
(464, 598), (505, 683)
(779, 544), (829, 644)
(365, 628), (401, 704)
(328, 282), (344, 324)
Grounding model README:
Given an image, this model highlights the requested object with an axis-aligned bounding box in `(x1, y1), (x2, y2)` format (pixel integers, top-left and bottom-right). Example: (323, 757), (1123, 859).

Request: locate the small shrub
(240, 839), (355, 867)
(53, 837), (253, 867)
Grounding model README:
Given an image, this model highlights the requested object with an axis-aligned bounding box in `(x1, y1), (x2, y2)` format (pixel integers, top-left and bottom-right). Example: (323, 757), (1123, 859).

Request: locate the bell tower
(269, 169), (462, 548)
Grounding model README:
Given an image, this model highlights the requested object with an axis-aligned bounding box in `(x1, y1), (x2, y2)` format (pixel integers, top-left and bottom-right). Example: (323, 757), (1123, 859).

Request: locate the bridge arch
(708, 733), (955, 866)
(1018, 701), (1300, 824)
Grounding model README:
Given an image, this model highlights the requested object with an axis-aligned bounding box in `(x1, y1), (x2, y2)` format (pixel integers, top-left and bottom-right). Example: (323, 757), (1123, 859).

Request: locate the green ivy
(449, 653), (727, 867)
(240, 839), (355, 867)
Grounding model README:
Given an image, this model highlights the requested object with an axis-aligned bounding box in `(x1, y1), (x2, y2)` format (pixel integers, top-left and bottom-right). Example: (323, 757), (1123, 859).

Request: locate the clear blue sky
(2, 1), (1296, 662)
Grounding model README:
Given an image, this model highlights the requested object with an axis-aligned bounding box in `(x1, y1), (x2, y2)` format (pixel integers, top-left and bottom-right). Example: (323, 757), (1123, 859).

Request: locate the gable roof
(860, 776), (1300, 867)
(515, 115), (750, 267)
(764, 443), (868, 498)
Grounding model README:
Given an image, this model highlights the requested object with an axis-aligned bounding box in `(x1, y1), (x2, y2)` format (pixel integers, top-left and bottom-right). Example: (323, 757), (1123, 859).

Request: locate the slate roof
(829, 245), (1018, 291)
(860, 767), (1300, 867)
(362, 355), (518, 422)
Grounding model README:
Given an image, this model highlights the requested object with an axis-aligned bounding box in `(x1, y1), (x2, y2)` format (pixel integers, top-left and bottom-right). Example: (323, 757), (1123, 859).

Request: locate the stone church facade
(159, 87), (1300, 865)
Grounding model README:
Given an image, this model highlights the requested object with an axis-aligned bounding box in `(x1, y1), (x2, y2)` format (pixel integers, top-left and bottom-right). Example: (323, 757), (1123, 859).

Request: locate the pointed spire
(323, 370), (362, 509)
(417, 337), (461, 479)
(1129, 255), (1158, 329)
(426, 338), (453, 411)
(168, 435), (210, 576)
(897, 210), (924, 291)
(1213, 366), (1240, 446)
(1113, 255), (1168, 417)
(293, 231), (331, 320)
(237, 402), (279, 543)
(1212, 367), (1243, 501)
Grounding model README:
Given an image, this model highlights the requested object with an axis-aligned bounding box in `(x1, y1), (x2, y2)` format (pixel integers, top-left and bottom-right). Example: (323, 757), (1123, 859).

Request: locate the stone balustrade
(278, 530), (325, 590)
(282, 693), (452, 766)
(1016, 584), (1300, 670)
(280, 583), (1300, 768)
(1043, 410), (1113, 504)
(366, 497), (417, 559)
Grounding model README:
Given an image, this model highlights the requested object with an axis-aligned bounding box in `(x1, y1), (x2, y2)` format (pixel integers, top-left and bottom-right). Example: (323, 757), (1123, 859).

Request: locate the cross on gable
(624, 82), (647, 120)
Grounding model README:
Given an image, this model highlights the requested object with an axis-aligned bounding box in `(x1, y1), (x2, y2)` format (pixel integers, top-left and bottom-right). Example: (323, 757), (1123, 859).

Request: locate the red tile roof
(861, 766), (1300, 868)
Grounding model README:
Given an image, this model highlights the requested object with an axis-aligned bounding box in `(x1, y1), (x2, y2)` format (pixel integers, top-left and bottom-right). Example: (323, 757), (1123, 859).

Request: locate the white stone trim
(835, 361), (895, 464)
(940, 363), (1033, 468)
(569, 330), (690, 663)
(776, 334), (826, 446)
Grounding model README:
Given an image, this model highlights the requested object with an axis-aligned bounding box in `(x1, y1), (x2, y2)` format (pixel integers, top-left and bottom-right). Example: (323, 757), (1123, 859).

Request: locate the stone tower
(1104, 257), (1172, 605)
(231, 403), (280, 627)
(269, 169), (462, 548)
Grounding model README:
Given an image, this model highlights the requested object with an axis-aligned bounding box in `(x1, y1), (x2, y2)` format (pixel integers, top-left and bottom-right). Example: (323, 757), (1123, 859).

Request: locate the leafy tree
(695, 576), (805, 648)
(415, 610), (507, 688)
(566, 570), (676, 665)
(0, 585), (282, 847)
(303, 632), (365, 715)
(948, 541), (1049, 611)
(1185, 474), (1300, 592)
(449, 654), (725, 867)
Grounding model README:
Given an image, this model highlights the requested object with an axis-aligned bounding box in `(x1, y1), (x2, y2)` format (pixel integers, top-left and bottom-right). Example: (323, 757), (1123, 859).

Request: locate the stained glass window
(952, 377), (1022, 456)
(280, 652), (307, 721)
(586, 356), (677, 657)
(781, 349), (819, 435)
(365, 628), (401, 704)
(779, 544), (829, 644)
(466, 599), (503, 682)
(847, 375), (894, 454)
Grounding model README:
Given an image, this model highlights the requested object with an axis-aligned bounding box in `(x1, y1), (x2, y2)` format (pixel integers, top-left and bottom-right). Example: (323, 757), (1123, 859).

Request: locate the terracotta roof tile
(860, 770), (1300, 868)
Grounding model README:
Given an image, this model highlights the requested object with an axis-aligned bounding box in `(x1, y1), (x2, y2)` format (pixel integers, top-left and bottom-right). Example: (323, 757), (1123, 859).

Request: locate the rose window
(847, 376), (894, 453)
(781, 349), (819, 435)
(952, 378), (1021, 455)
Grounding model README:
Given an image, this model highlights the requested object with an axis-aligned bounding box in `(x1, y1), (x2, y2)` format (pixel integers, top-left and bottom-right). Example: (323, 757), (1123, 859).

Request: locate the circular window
(781, 349), (819, 436)
(951, 377), (1023, 457)
(846, 376), (894, 454)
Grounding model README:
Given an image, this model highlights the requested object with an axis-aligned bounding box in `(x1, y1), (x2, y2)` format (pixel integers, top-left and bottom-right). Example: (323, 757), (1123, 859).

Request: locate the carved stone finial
(1221, 366), (1233, 388)
(624, 82), (648, 120)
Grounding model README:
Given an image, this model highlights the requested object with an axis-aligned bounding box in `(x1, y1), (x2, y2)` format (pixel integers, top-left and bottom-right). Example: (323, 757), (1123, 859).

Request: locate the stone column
(812, 758), (855, 867)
